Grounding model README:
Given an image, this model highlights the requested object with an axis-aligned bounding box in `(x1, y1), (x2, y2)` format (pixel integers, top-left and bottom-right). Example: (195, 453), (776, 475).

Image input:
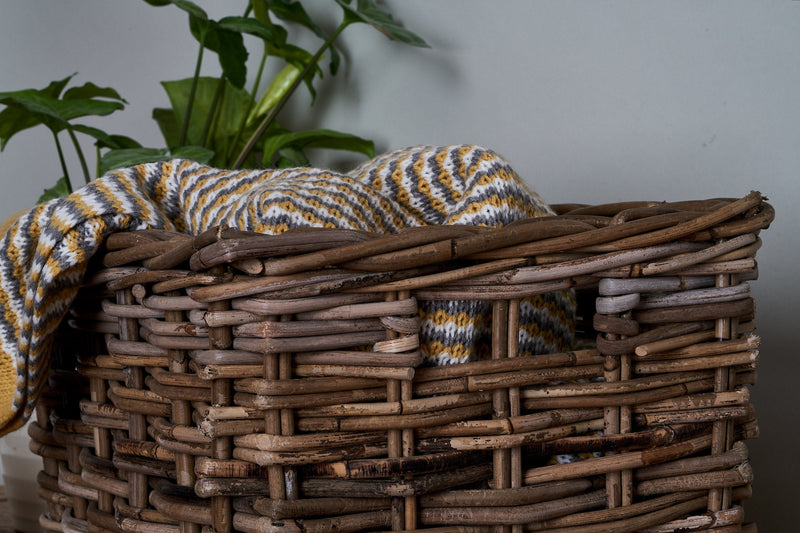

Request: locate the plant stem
(51, 131), (73, 194)
(200, 76), (226, 148)
(207, 82), (227, 154)
(227, 45), (268, 166)
(233, 20), (350, 169)
(66, 126), (91, 185)
(180, 41), (206, 146)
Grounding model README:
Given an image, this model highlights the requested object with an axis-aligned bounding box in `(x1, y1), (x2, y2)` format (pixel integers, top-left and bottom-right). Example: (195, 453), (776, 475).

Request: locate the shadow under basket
(29, 192), (773, 533)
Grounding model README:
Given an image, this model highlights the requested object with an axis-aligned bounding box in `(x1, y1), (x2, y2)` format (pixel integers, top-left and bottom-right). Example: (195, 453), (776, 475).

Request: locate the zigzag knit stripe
(178, 167), (417, 234)
(183, 167), (263, 230)
(418, 301), (491, 365)
(145, 161), (187, 229)
(446, 178), (553, 227)
(518, 293), (576, 354)
(354, 146), (458, 223)
(402, 149), (451, 222)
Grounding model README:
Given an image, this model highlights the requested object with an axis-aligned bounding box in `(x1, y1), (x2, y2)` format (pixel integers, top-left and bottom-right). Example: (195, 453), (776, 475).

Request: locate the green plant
(0, 0), (427, 203)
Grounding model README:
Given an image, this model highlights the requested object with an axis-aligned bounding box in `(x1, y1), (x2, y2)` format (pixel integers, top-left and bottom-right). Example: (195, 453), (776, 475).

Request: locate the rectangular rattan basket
(29, 192), (773, 533)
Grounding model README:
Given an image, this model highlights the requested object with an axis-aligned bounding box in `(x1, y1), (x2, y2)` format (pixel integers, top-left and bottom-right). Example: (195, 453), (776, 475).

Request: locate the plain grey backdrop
(0, 1), (797, 530)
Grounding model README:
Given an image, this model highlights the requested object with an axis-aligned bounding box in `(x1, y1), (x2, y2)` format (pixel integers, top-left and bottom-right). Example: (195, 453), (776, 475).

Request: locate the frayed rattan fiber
(29, 192), (773, 533)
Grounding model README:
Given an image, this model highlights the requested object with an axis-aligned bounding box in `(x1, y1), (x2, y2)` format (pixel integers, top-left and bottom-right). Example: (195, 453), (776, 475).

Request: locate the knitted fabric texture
(0, 144), (575, 435)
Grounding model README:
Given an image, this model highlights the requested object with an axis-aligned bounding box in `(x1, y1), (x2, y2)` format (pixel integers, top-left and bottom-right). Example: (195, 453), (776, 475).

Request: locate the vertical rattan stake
(619, 310), (634, 507)
(166, 295), (200, 533)
(263, 320), (286, 504)
(207, 272), (234, 533)
(117, 287), (149, 511)
(492, 299), (511, 533)
(602, 303), (623, 508)
(709, 272), (737, 512)
(508, 298), (523, 533)
(399, 290), (419, 531)
(89, 372), (114, 514)
(279, 313), (299, 501)
(385, 291), (405, 531)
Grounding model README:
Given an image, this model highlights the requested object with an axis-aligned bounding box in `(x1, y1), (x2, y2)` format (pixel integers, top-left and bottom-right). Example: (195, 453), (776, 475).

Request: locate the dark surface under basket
(30, 193), (773, 533)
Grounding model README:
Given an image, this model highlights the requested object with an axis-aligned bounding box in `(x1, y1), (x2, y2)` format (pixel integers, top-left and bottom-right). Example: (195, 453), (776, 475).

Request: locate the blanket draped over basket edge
(0, 144), (576, 436)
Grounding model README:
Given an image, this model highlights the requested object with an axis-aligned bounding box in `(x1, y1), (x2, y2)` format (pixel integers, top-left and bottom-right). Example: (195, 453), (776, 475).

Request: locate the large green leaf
(171, 0), (208, 19)
(161, 79), (205, 146)
(268, 42), (318, 73)
(71, 124), (141, 150)
(162, 77), (250, 144)
(266, 0), (341, 74)
(52, 98), (125, 121)
(218, 14), (317, 87)
(154, 0), (248, 88)
(144, 0), (208, 19)
(171, 145), (215, 162)
(249, 2), (324, 91)
(0, 89), (124, 146)
(0, 75), (81, 148)
(0, 87), (124, 128)
(99, 145), (214, 175)
(160, 77), (253, 165)
(268, 0), (325, 38)
(275, 145), (310, 168)
(63, 82), (127, 103)
(152, 107), (181, 148)
(70, 124), (119, 148)
(218, 16), (277, 42)
(262, 128), (375, 166)
(99, 148), (170, 174)
(39, 74), (76, 99)
(212, 81), (254, 139)
(37, 177), (72, 203)
(189, 17), (249, 88)
(0, 90), (72, 129)
(252, 0), (271, 26)
(105, 134), (143, 150)
(0, 75), (126, 150)
(252, 1), (290, 44)
(336, 0), (429, 48)
(0, 103), (43, 150)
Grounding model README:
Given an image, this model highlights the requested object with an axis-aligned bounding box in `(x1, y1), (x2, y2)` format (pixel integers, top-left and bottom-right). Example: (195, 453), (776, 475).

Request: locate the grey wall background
(0, 0), (797, 530)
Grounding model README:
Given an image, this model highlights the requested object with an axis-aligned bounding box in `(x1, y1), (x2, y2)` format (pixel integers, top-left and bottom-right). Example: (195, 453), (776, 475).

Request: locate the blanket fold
(0, 144), (575, 435)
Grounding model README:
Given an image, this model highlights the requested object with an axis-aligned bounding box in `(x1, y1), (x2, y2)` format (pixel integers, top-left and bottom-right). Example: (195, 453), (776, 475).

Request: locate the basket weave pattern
(30, 192), (773, 533)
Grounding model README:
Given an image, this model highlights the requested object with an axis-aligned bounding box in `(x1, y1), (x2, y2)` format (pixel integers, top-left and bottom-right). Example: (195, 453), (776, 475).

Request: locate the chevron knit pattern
(0, 145), (575, 435)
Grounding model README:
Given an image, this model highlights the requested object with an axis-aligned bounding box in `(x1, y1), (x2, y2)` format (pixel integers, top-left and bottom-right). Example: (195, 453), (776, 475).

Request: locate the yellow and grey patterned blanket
(0, 145), (575, 435)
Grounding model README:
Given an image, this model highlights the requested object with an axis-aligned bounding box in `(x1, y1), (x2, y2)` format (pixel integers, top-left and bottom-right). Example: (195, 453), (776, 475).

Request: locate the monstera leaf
(0, 75), (126, 149)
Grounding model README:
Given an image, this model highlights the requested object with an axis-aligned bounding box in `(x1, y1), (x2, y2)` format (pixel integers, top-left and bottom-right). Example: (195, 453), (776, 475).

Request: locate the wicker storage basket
(29, 192), (773, 533)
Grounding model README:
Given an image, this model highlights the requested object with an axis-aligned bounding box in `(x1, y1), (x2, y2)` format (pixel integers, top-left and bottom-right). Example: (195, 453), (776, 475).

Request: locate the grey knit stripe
(423, 146), (462, 214)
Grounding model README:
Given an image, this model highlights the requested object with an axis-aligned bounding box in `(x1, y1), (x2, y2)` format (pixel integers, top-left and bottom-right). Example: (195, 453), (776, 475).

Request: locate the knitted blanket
(0, 144), (575, 436)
